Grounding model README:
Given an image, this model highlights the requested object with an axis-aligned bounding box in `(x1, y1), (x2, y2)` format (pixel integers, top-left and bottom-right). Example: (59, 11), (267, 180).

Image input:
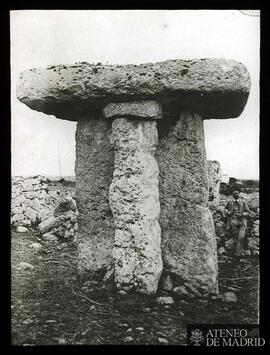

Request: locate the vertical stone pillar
(104, 101), (163, 294)
(75, 117), (115, 276)
(157, 111), (218, 294)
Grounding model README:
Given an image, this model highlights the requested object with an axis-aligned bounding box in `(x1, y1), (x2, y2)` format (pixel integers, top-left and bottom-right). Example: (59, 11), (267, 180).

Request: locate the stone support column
(157, 111), (218, 294)
(75, 117), (115, 276)
(104, 101), (163, 294)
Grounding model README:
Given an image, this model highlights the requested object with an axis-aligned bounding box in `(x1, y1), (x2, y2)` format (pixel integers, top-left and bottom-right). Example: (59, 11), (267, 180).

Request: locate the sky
(10, 10), (260, 179)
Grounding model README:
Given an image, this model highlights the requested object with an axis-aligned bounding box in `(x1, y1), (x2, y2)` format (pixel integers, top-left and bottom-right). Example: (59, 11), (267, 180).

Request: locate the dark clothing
(225, 198), (251, 255)
(225, 199), (251, 229)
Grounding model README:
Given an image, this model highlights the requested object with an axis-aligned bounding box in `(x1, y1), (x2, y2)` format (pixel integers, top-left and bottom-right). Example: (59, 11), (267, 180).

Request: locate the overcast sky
(10, 10), (260, 179)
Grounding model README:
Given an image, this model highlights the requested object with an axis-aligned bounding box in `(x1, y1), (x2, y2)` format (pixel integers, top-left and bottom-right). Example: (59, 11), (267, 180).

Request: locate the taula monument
(17, 58), (251, 295)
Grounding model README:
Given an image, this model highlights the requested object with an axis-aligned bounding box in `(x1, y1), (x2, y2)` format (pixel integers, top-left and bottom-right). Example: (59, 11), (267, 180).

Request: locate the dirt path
(11, 230), (259, 345)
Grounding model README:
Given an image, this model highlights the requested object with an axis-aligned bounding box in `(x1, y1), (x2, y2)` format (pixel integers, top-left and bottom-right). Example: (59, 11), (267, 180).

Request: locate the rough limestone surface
(208, 160), (222, 211)
(17, 58), (250, 120)
(11, 176), (58, 227)
(103, 101), (162, 120)
(75, 117), (115, 276)
(38, 211), (78, 241)
(156, 111), (218, 294)
(109, 117), (162, 294)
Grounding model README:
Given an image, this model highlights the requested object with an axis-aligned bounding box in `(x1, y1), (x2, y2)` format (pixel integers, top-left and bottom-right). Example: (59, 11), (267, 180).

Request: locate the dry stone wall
(11, 176), (79, 242)
(11, 176), (57, 227)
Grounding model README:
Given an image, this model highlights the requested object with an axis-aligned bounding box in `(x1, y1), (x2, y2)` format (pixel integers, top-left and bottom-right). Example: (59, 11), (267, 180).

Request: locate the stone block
(103, 100), (162, 120)
(156, 111), (218, 294)
(109, 118), (162, 294)
(17, 58), (250, 120)
(75, 117), (115, 275)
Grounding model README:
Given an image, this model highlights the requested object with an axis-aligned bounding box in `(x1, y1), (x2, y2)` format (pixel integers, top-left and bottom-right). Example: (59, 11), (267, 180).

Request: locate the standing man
(225, 189), (251, 256)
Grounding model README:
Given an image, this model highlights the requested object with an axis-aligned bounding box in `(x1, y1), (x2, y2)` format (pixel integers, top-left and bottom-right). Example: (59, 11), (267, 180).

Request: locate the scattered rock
(54, 196), (77, 216)
(103, 267), (114, 282)
(135, 327), (144, 331)
(30, 242), (42, 249)
(118, 323), (129, 328)
(57, 243), (68, 250)
(173, 286), (189, 298)
(118, 290), (127, 296)
(17, 262), (34, 271)
(223, 292), (238, 303)
(83, 281), (93, 287)
(142, 308), (151, 313)
(156, 296), (174, 305)
(184, 283), (202, 297)
(218, 247), (226, 255)
(39, 216), (61, 234)
(21, 318), (34, 325)
(123, 336), (134, 343)
(16, 226), (28, 233)
(211, 295), (219, 300)
(158, 337), (169, 344)
(81, 330), (90, 337)
(41, 233), (58, 242)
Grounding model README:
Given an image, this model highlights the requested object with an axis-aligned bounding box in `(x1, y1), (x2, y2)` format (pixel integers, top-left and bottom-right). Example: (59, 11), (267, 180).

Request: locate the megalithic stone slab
(109, 117), (162, 294)
(75, 117), (115, 276)
(156, 111), (218, 294)
(17, 58), (250, 120)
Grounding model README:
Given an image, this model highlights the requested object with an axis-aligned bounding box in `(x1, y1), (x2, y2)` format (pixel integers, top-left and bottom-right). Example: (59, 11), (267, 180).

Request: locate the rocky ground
(11, 228), (259, 346)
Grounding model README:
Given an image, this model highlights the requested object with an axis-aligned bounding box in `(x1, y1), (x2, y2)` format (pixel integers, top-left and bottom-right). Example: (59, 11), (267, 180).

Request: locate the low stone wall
(11, 176), (78, 242)
(11, 176), (58, 227)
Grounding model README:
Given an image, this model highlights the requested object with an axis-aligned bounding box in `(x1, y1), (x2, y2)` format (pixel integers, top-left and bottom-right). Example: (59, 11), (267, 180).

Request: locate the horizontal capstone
(17, 58), (251, 120)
